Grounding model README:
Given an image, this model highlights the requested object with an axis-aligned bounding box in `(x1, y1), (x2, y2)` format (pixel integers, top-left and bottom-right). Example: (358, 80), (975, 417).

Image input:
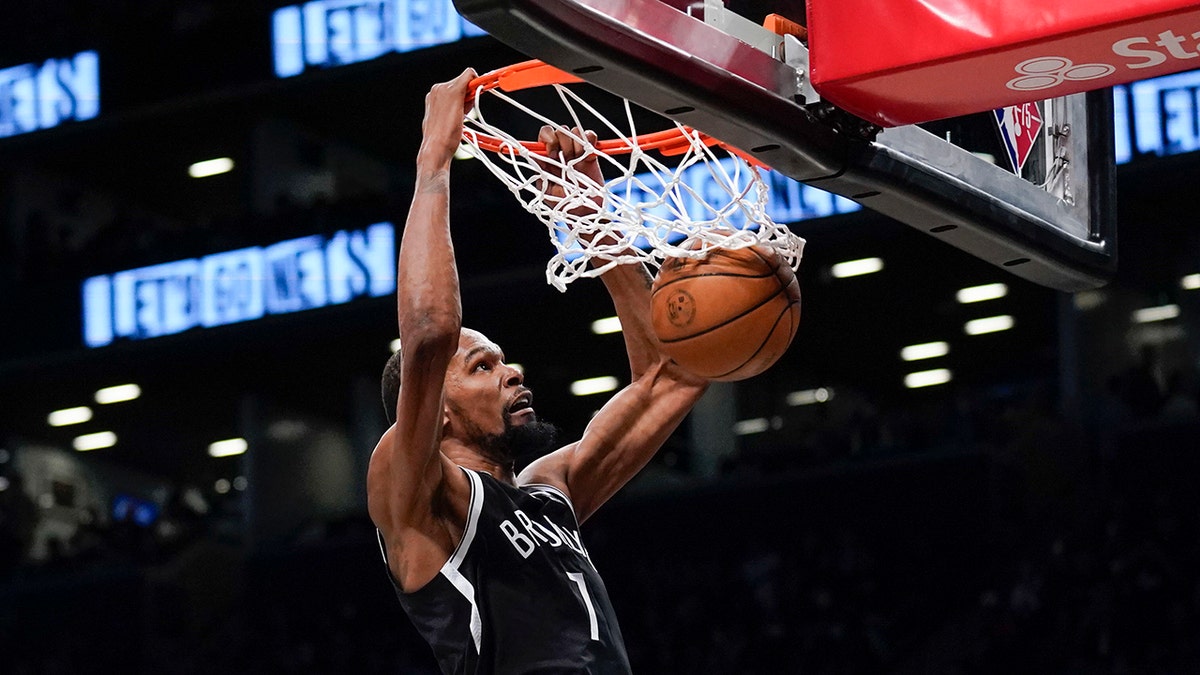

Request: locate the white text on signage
(0, 51), (100, 139)
(82, 222), (396, 347)
(271, 0), (486, 78)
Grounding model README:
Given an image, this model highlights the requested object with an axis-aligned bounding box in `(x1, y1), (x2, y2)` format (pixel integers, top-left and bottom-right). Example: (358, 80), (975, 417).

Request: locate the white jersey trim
(440, 467), (485, 652)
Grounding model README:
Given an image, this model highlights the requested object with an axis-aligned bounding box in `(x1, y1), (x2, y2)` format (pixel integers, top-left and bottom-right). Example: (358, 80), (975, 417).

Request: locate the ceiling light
(964, 315), (1014, 335)
(956, 283), (1008, 303)
(900, 341), (949, 361)
(591, 316), (622, 334)
(1132, 304), (1180, 323)
(267, 420), (308, 441)
(733, 418), (770, 435)
(831, 257), (883, 278)
(73, 431), (116, 451)
(905, 369), (952, 389)
(570, 376), (619, 396)
(1073, 290), (1106, 311)
(786, 387), (832, 406)
(188, 157), (234, 178)
(95, 383), (141, 404)
(208, 438), (248, 458)
(1182, 274), (1200, 290)
(389, 338), (401, 353)
(48, 406), (93, 427)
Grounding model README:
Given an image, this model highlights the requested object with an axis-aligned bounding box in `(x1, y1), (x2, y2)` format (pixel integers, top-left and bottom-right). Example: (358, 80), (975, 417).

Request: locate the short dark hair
(382, 349), (402, 425)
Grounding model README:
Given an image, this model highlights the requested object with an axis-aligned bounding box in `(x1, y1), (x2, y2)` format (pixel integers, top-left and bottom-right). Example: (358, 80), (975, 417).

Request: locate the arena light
(1073, 290), (1106, 311)
(1182, 274), (1200, 290)
(904, 368), (952, 389)
(95, 383), (141, 404)
(188, 157), (235, 178)
(48, 406), (93, 427)
(73, 431), (116, 451)
(900, 341), (949, 361)
(956, 282), (1008, 304)
(733, 418), (770, 435)
(591, 316), (622, 334)
(208, 438), (248, 458)
(831, 257), (883, 278)
(964, 315), (1014, 335)
(1132, 304), (1180, 323)
(570, 376), (619, 396)
(786, 387), (832, 406)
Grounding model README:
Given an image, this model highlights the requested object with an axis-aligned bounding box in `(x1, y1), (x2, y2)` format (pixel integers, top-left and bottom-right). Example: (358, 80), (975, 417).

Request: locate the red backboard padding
(807, 0), (1200, 126)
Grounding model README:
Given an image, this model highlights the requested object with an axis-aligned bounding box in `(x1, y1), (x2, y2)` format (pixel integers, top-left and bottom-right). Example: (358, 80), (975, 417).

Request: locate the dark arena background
(3, 2), (1200, 673)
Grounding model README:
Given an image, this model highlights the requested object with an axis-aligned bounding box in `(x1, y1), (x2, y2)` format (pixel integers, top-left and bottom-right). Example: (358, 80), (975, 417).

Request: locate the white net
(461, 79), (806, 292)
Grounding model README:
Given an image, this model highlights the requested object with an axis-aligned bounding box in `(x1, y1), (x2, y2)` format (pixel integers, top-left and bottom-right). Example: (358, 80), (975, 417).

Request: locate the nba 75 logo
(1007, 28), (1200, 92)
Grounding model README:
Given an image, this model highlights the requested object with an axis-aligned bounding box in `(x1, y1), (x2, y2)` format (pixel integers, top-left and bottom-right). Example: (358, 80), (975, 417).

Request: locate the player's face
(444, 329), (535, 442)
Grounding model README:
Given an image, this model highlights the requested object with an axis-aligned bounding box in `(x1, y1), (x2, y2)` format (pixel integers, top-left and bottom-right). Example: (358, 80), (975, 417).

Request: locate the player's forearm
(396, 68), (474, 344)
(565, 362), (708, 520)
(598, 263), (661, 378)
(397, 163), (462, 344)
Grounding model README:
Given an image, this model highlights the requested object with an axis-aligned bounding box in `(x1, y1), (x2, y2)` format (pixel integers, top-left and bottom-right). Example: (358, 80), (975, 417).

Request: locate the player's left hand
(537, 125), (603, 217)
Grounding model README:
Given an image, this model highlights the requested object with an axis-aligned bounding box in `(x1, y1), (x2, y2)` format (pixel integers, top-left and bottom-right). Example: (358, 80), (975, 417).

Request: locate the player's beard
(479, 411), (560, 466)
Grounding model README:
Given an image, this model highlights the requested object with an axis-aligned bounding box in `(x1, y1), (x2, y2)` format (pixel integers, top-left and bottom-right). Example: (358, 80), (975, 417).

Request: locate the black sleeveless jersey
(378, 468), (631, 674)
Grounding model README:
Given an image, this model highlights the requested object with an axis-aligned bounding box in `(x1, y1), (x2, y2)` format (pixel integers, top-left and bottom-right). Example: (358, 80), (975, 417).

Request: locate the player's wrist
(416, 147), (455, 172)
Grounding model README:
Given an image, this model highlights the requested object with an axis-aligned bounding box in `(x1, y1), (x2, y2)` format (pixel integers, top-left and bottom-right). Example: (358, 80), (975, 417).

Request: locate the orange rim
(465, 59), (717, 157)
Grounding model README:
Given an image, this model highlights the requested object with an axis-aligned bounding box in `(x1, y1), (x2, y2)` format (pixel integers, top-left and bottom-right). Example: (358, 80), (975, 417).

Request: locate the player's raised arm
(367, 69), (475, 589)
(519, 126), (709, 522)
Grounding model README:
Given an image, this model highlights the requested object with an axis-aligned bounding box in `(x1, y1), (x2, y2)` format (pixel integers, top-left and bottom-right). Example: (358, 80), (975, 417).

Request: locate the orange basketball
(651, 245), (801, 381)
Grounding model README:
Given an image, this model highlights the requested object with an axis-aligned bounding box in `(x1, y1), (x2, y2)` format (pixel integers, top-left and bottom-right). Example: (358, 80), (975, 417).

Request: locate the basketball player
(367, 69), (710, 673)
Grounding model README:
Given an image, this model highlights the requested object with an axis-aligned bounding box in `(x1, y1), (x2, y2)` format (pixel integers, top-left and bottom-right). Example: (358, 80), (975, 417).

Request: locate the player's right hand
(418, 68), (477, 167)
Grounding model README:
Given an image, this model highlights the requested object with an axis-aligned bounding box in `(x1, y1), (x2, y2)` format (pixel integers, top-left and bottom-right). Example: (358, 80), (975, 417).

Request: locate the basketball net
(460, 62), (806, 292)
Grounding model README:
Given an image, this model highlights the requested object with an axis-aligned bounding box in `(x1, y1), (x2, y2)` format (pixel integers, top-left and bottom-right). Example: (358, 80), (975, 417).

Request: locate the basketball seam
(658, 284), (793, 345)
(653, 269), (776, 292)
(710, 297), (795, 380)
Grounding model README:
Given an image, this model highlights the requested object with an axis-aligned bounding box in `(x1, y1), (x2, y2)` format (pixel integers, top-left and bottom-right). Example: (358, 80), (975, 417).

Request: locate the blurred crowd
(3, 376), (1199, 673)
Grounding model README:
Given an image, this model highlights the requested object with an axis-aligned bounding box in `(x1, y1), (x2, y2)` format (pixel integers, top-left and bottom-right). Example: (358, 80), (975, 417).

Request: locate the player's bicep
(369, 343), (455, 531)
(523, 367), (705, 521)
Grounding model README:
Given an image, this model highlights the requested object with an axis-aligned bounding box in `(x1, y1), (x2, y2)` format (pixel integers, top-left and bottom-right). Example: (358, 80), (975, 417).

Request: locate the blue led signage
(0, 50), (99, 139)
(1114, 68), (1200, 163)
(82, 222), (396, 348)
(272, 0), (486, 78)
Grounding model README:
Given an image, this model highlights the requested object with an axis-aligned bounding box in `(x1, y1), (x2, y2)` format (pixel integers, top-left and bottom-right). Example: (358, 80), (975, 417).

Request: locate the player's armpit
(368, 425), (470, 591)
(366, 337), (466, 589)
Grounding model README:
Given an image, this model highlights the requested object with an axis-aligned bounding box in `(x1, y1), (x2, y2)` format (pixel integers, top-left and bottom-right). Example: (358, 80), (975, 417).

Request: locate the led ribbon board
(1114, 68), (1200, 162)
(272, 0), (486, 78)
(82, 222), (395, 347)
(0, 51), (99, 139)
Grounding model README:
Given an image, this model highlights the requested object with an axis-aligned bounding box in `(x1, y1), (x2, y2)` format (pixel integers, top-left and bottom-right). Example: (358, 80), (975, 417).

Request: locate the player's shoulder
(516, 443), (576, 501)
(368, 426), (472, 531)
